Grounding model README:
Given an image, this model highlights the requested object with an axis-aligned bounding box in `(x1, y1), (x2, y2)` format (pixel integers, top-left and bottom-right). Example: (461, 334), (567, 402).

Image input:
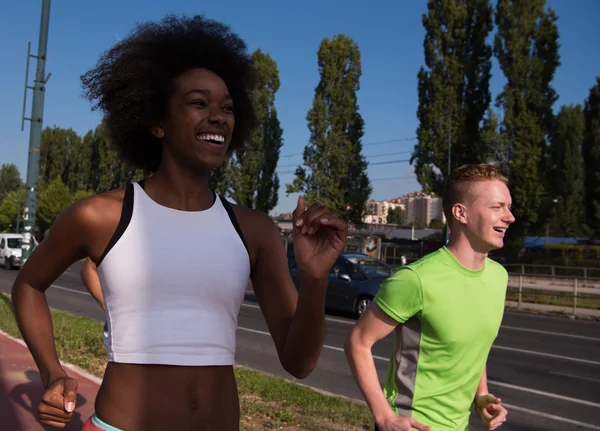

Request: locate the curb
(0, 329), (103, 385)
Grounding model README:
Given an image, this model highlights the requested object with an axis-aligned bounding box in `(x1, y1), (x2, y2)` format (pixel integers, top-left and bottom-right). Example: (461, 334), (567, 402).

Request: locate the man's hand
(376, 414), (431, 431)
(292, 197), (348, 280)
(38, 376), (78, 428)
(475, 393), (508, 430)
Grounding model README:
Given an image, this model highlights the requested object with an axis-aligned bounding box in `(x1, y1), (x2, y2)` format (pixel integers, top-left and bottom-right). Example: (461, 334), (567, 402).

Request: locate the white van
(0, 233), (23, 270)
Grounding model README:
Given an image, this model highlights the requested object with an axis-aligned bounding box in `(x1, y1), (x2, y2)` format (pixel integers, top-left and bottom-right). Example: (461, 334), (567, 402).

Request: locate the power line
(371, 175), (415, 181)
(363, 137), (416, 147)
(366, 150), (412, 159)
(277, 158), (411, 175)
(369, 158), (411, 166)
(277, 150), (413, 169)
(279, 137), (417, 158)
(276, 172), (416, 181)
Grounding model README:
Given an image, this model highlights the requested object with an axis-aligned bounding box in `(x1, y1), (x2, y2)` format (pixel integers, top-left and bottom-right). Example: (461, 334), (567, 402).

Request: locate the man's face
(461, 180), (516, 252)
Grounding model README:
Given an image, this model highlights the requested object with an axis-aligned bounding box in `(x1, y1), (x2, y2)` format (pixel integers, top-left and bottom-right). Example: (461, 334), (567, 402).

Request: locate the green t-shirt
(374, 246), (507, 431)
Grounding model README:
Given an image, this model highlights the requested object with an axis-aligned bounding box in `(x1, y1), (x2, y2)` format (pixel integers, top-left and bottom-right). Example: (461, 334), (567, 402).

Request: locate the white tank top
(96, 181), (251, 366)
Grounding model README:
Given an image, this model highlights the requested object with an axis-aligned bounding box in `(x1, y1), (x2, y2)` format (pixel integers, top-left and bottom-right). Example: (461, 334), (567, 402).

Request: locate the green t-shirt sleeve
(374, 267), (423, 323)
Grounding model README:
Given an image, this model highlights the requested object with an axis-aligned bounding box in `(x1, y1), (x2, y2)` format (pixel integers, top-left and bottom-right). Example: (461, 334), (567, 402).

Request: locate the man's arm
(344, 304), (429, 431)
(476, 366), (489, 396)
(474, 366), (508, 430)
(344, 303), (398, 423)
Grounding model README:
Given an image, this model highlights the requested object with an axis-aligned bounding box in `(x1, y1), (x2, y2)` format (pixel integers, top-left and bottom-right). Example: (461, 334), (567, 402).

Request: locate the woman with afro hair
(12, 14), (348, 431)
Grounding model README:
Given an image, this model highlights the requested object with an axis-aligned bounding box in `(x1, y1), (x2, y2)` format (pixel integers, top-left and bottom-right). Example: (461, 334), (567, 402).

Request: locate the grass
(0, 293), (373, 431)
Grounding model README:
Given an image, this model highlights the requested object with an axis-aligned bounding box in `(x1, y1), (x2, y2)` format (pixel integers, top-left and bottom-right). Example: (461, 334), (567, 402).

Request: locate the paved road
(1, 263), (599, 431)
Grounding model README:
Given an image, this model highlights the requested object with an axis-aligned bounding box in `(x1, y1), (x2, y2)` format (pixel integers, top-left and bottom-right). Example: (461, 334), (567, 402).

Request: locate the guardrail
(507, 273), (600, 318)
(503, 263), (600, 280)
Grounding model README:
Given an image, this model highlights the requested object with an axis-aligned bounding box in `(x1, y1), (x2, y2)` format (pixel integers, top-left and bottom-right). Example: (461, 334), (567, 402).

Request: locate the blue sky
(1, 1), (598, 215)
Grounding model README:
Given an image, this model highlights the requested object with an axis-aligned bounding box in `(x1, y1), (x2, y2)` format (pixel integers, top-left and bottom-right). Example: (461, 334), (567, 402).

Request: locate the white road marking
(491, 345), (600, 366)
(237, 326), (599, 410)
(500, 325), (600, 342)
(47, 289), (599, 365)
(549, 371), (600, 384)
(488, 381), (600, 409)
(241, 303), (599, 365)
(501, 402), (600, 430)
(243, 303), (600, 342)
(51, 284), (88, 295)
(5, 284), (599, 429)
(242, 302), (361, 325)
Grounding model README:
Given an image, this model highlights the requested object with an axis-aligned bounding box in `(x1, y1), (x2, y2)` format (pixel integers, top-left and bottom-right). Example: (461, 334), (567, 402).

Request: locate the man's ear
(452, 203), (467, 226)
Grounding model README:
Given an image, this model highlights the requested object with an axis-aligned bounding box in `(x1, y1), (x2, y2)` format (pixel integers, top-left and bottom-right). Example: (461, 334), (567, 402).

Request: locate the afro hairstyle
(81, 14), (257, 172)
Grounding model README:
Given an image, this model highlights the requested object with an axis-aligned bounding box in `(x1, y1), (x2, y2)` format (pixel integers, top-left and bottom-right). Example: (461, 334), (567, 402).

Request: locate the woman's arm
(80, 257), (105, 310)
(250, 198), (347, 379)
(11, 201), (96, 387)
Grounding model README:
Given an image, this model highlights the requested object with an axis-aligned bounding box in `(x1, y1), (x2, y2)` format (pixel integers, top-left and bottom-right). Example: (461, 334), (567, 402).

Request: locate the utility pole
(21, 0), (51, 262)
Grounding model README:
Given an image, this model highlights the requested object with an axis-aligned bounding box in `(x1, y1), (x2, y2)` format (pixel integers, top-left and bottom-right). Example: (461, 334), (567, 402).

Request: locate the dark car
(287, 252), (395, 317)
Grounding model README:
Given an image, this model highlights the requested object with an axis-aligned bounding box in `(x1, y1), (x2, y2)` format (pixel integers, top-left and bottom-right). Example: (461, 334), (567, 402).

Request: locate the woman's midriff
(94, 362), (240, 431)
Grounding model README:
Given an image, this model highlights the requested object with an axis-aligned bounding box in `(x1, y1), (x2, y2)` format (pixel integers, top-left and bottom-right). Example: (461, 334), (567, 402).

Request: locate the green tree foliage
(37, 178), (74, 235)
(40, 127), (82, 190)
(228, 49), (284, 213)
(93, 121), (120, 192)
(254, 111), (284, 213)
(73, 189), (96, 202)
(287, 35), (371, 225)
(412, 0), (494, 195)
(0, 164), (23, 202)
(429, 218), (446, 229)
(481, 108), (509, 172)
(387, 207), (404, 225)
(494, 0), (560, 241)
(583, 77), (600, 238)
(0, 189), (25, 232)
(39, 121), (146, 197)
(210, 162), (231, 197)
(547, 105), (586, 237)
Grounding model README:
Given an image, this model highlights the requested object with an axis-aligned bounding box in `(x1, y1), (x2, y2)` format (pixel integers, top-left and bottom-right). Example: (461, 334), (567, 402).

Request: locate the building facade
(363, 192), (444, 227)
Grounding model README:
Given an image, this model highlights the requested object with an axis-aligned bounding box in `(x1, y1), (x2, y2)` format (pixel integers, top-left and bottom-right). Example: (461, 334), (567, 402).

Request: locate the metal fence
(503, 263), (600, 281)
(507, 273), (600, 318)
